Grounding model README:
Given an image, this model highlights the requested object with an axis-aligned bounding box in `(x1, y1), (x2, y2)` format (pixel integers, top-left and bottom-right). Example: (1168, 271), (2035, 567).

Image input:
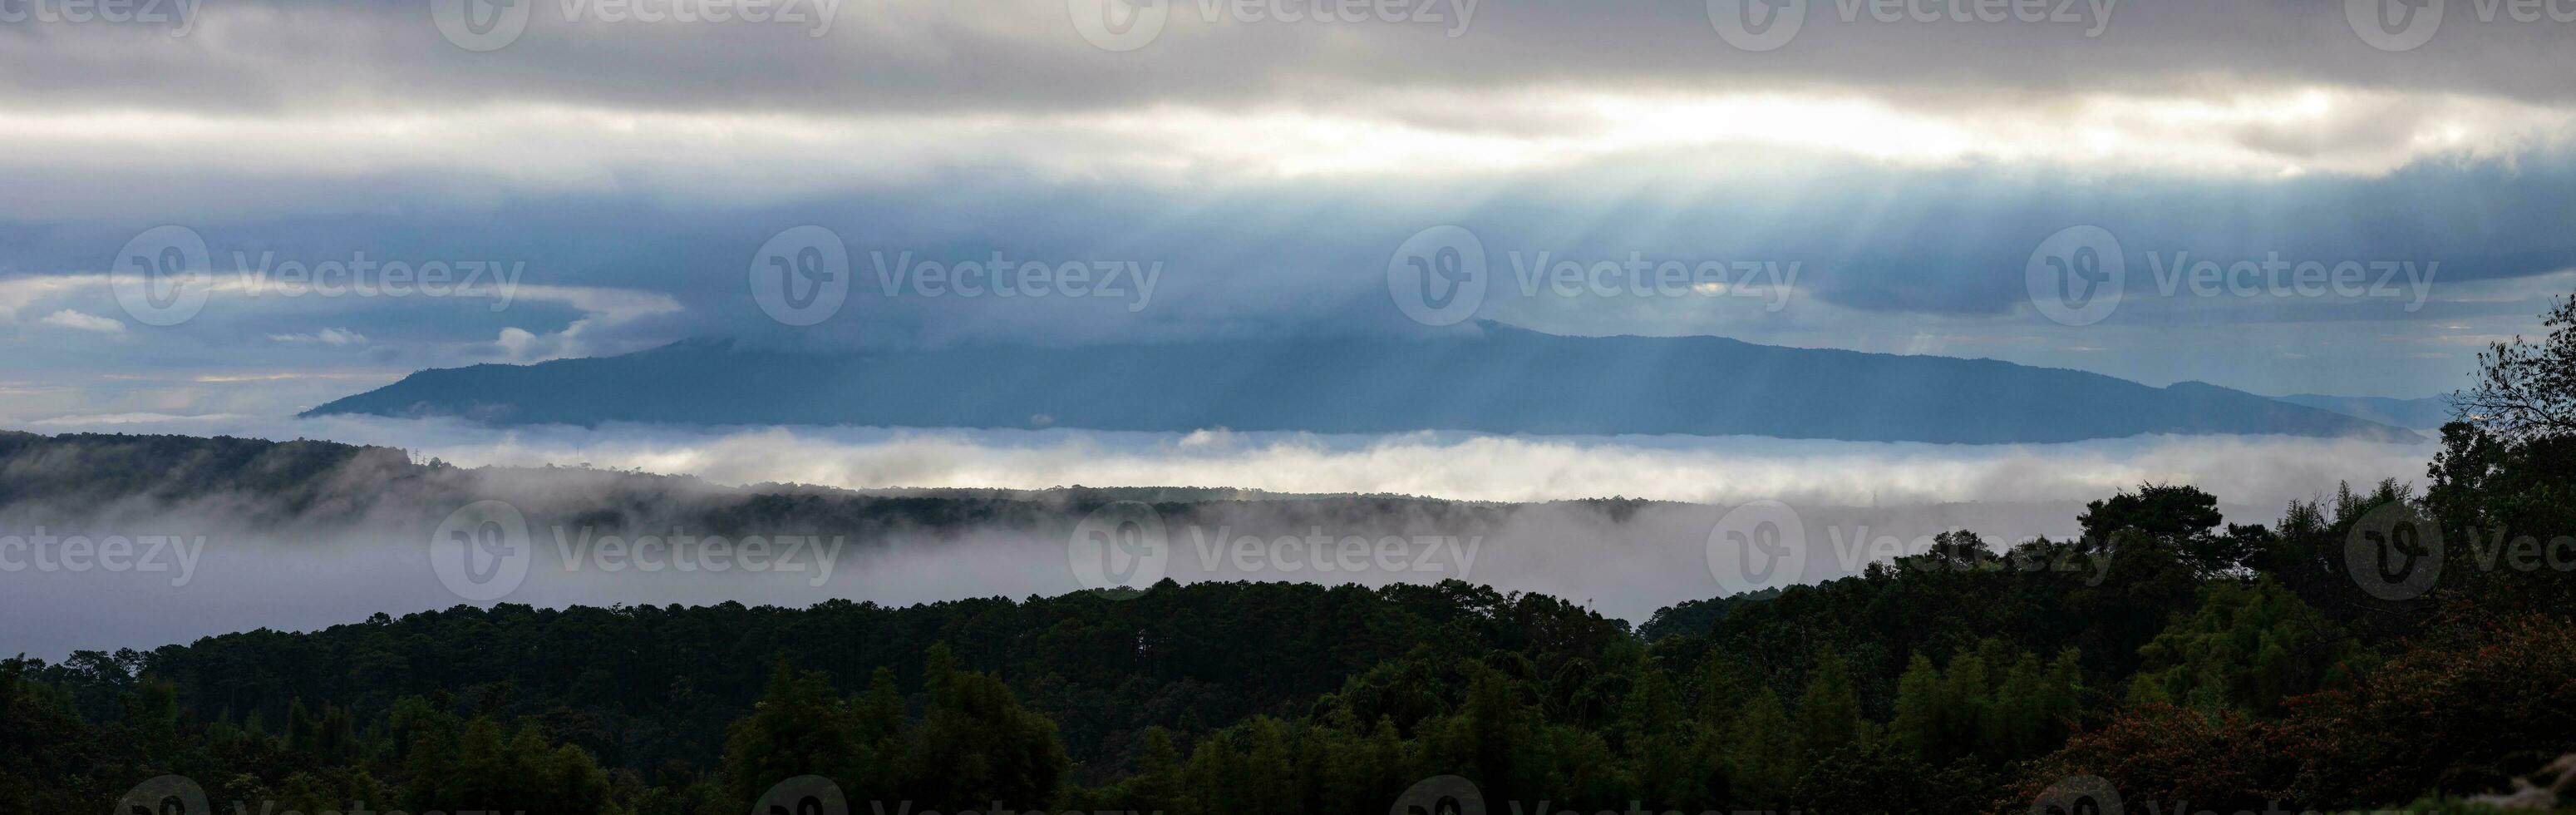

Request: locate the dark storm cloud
(2, 0), (2573, 116)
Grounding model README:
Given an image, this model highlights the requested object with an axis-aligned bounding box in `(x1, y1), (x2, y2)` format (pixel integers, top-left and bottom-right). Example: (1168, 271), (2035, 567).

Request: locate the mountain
(2274, 393), (2455, 429)
(306, 324), (2420, 443)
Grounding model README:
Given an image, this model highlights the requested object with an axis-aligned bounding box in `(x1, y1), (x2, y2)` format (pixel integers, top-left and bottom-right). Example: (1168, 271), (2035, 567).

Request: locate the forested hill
(12, 467), (2576, 814)
(11, 409), (2576, 813)
(0, 430), (1548, 541)
(303, 325), (2421, 443)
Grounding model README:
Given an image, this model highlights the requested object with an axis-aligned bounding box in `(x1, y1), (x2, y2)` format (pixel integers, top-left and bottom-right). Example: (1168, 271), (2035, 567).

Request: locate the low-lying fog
(2, 414), (2436, 661)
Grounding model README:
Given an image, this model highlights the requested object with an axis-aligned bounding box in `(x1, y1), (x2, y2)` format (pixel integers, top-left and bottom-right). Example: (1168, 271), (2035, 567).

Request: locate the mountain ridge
(307, 324), (2421, 444)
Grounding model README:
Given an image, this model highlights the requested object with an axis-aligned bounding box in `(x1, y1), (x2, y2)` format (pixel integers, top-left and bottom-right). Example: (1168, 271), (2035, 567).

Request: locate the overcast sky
(3, 0), (2574, 420)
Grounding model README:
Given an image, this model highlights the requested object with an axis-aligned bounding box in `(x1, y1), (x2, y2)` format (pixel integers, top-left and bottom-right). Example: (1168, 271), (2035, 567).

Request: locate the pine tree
(1889, 654), (1943, 762)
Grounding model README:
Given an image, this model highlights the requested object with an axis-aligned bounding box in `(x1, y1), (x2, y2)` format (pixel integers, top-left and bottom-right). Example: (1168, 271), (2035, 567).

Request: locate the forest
(7, 295), (2576, 814)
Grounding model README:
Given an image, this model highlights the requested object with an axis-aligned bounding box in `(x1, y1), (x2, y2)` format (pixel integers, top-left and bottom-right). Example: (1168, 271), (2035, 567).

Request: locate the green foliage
(2128, 579), (2367, 715)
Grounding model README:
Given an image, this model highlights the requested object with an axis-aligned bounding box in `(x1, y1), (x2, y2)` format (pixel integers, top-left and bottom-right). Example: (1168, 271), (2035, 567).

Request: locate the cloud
(38, 309), (124, 333)
(270, 327), (367, 345)
(6, 0), (2574, 117)
(12, 412), (2436, 513)
(0, 412), (2445, 658)
(2, 0), (2572, 416)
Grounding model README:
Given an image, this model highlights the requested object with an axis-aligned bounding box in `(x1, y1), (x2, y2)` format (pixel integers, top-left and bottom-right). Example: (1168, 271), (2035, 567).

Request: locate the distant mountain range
(2273, 393), (2455, 429)
(307, 324), (2422, 443)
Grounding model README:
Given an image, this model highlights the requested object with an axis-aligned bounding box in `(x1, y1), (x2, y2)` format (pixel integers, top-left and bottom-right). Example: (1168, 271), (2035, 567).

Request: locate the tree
(1888, 654), (1943, 763)
(904, 643), (1070, 810)
(1792, 653), (1864, 761)
(722, 665), (861, 805)
(1726, 689), (1797, 808)
(2455, 293), (2576, 443)
(2079, 484), (2240, 574)
(2129, 580), (2367, 716)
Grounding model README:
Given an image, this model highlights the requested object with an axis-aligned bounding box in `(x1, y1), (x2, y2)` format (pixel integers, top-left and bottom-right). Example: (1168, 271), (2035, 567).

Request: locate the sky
(3, 0), (2576, 422)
